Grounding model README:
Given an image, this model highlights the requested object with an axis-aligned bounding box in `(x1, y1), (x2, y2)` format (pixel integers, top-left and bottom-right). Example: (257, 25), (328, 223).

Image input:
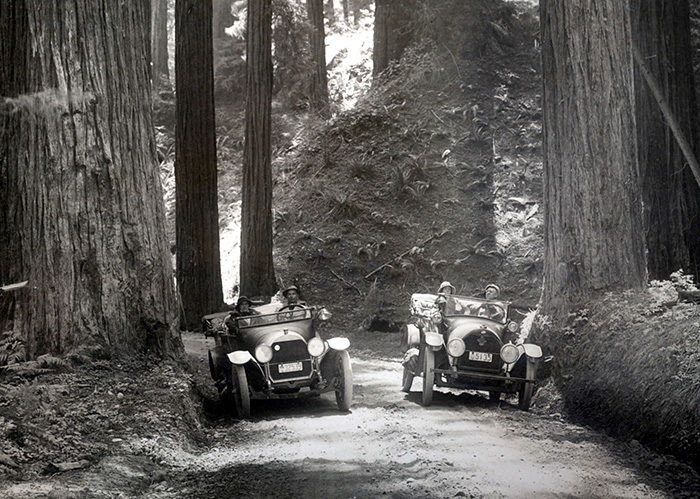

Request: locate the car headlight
(447, 338), (466, 358)
(254, 344), (273, 363)
(507, 321), (520, 334)
(500, 343), (519, 364)
(307, 337), (325, 357)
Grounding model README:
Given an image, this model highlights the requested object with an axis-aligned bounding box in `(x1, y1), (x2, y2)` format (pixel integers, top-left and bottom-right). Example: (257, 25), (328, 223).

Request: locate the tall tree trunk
(151, 0), (170, 92)
(307, 0), (329, 115)
(539, 0), (647, 319)
(213, 0), (235, 40)
(175, 0), (223, 329)
(0, 0), (179, 358)
(632, 0), (700, 280)
(372, 0), (415, 77)
(241, 0), (276, 298)
(342, 0), (349, 21)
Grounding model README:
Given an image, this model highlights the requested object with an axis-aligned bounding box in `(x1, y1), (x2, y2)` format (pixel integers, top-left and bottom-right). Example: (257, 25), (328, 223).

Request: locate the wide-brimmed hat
(236, 296), (252, 307)
(282, 285), (299, 297)
(438, 281), (455, 294)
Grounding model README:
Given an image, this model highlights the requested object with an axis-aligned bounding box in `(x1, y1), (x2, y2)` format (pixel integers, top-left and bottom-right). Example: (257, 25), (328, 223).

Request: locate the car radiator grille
(269, 339), (313, 382)
(458, 331), (502, 371)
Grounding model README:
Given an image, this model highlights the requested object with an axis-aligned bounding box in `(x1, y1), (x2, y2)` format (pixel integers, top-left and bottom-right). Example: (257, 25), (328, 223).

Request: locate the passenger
(225, 296), (261, 334)
(437, 281), (456, 295)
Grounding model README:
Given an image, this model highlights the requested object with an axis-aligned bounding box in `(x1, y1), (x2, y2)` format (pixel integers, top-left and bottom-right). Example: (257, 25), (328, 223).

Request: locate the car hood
(444, 316), (505, 341)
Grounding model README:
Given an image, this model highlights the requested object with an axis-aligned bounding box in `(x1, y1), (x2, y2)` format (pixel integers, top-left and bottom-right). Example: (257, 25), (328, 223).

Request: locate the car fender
(405, 324), (420, 348)
(227, 350), (253, 365)
(425, 331), (443, 350)
(522, 343), (542, 359)
(327, 337), (350, 351)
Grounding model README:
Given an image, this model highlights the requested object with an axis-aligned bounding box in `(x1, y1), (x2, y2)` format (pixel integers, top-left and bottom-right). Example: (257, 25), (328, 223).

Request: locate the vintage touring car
(204, 304), (352, 418)
(401, 293), (541, 410)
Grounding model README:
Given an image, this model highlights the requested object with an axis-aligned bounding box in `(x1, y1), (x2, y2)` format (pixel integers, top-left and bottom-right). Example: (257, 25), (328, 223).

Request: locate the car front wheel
(335, 350), (353, 411)
(233, 364), (251, 419)
(422, 348), (434, 406)
(518, 358), (536, 411)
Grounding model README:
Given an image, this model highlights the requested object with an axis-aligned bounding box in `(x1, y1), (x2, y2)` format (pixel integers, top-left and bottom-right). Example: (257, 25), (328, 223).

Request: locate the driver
(278, 285), (307, 310)
(484, 283), (500, 300)
(476, 284), (505, 321)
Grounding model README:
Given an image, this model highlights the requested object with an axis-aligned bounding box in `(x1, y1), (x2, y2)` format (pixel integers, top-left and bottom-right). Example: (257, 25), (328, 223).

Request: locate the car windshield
(236, 307), (313, 328)
(444, 296), (507, 324)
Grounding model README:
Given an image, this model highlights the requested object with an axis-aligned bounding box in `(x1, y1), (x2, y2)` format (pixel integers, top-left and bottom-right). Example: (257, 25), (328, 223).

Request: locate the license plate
(278, 361), (303, 373)
(468, 351), (493, 362)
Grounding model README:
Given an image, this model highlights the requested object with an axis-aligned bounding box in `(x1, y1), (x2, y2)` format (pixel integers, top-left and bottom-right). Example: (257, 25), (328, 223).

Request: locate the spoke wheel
(335, 350), (353, 412)
(518, 359), (536, 411)
(233, 364), (251, 419)
(422, 348), (434, 406)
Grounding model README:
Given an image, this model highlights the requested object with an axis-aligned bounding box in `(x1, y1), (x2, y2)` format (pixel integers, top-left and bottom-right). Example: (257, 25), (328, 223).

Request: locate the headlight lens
(500, 343), (519, 364)
(507, 321), (520, 334)
(447, 338), (466, 358)
(254, 344), (273, 363)
(307, 337), (325, 357)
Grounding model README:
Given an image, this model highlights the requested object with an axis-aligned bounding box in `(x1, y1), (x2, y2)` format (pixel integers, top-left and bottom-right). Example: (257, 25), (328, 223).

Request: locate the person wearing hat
(437, 281), (456, 295)
(278, 285), (307, 311)
(484, 284), (500, 300)
(225, 296), (261, 335)
(476, 284), (504, 321)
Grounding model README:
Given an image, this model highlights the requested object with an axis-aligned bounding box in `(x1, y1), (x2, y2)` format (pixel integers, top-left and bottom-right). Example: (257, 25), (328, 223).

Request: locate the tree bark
(151, 0), (170, 92)
(325, 0), (335, 25)
(632, 0), (700, 280)
(307, 0), (330, 115)
(0, 0), (179, 358)
(372, 0), (415, 77)
(241, 0), (277, 298)
(175, 0), (224, 329)
(539, 0), (647, 319)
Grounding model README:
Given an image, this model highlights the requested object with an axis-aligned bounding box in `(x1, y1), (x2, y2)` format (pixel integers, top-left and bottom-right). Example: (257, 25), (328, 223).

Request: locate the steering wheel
(278, 304), (303, 311)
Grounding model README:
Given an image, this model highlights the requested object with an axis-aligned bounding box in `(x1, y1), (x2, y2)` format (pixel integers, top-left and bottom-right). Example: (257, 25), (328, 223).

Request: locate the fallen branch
(364, 229), (449, 279)
(632, 43), (700, 188)
(330, 270), (363, 296)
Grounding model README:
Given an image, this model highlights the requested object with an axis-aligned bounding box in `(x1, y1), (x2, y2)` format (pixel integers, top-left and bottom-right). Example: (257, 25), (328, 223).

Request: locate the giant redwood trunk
(151, 0), (170, 91)
(539, 0), (647, 319)
(0, 0), (179, 357)
(307, 0), (330, 115)
(632, 0), (700, 280)
(240, 0), (277, 297)
(175, 0), (224, 329)
(372, 0), (415, 77)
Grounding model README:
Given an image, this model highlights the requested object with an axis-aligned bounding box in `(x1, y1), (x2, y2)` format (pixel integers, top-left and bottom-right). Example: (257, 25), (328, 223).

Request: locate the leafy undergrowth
(0, 357), (205, 481)
(535, 278), (700, 470)
(271, 0), (543, 341)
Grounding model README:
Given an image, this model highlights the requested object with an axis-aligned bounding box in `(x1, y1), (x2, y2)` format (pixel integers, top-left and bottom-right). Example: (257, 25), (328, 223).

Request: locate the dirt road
(144, 333), (697, 498)
(3, 332), (698, 498)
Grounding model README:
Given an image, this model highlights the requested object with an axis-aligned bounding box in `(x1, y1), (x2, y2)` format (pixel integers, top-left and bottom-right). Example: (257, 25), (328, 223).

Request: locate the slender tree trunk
(342, 0), (349, 21)
(0, 0), (179, 358)
(326, 0), (335, 25)
(175, 0), (223, 329)
(632, 0), (700, 280)
(213, 0), (235, 40)
(241, 0), (276, 298)
(372, 0), (415, 77)
(151, 0), (170, 91)
(539, 0), (647, 319)
(307, 0), (329, 115)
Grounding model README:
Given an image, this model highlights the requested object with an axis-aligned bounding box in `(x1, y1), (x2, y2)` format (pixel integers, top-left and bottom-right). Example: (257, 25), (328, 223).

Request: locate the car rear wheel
(335, 350), (353, 412)
(518, 359), (536, 411)
(422, 348), (434, 406)
(401, 367), (414, 393)
(233, 364), (251, 419)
